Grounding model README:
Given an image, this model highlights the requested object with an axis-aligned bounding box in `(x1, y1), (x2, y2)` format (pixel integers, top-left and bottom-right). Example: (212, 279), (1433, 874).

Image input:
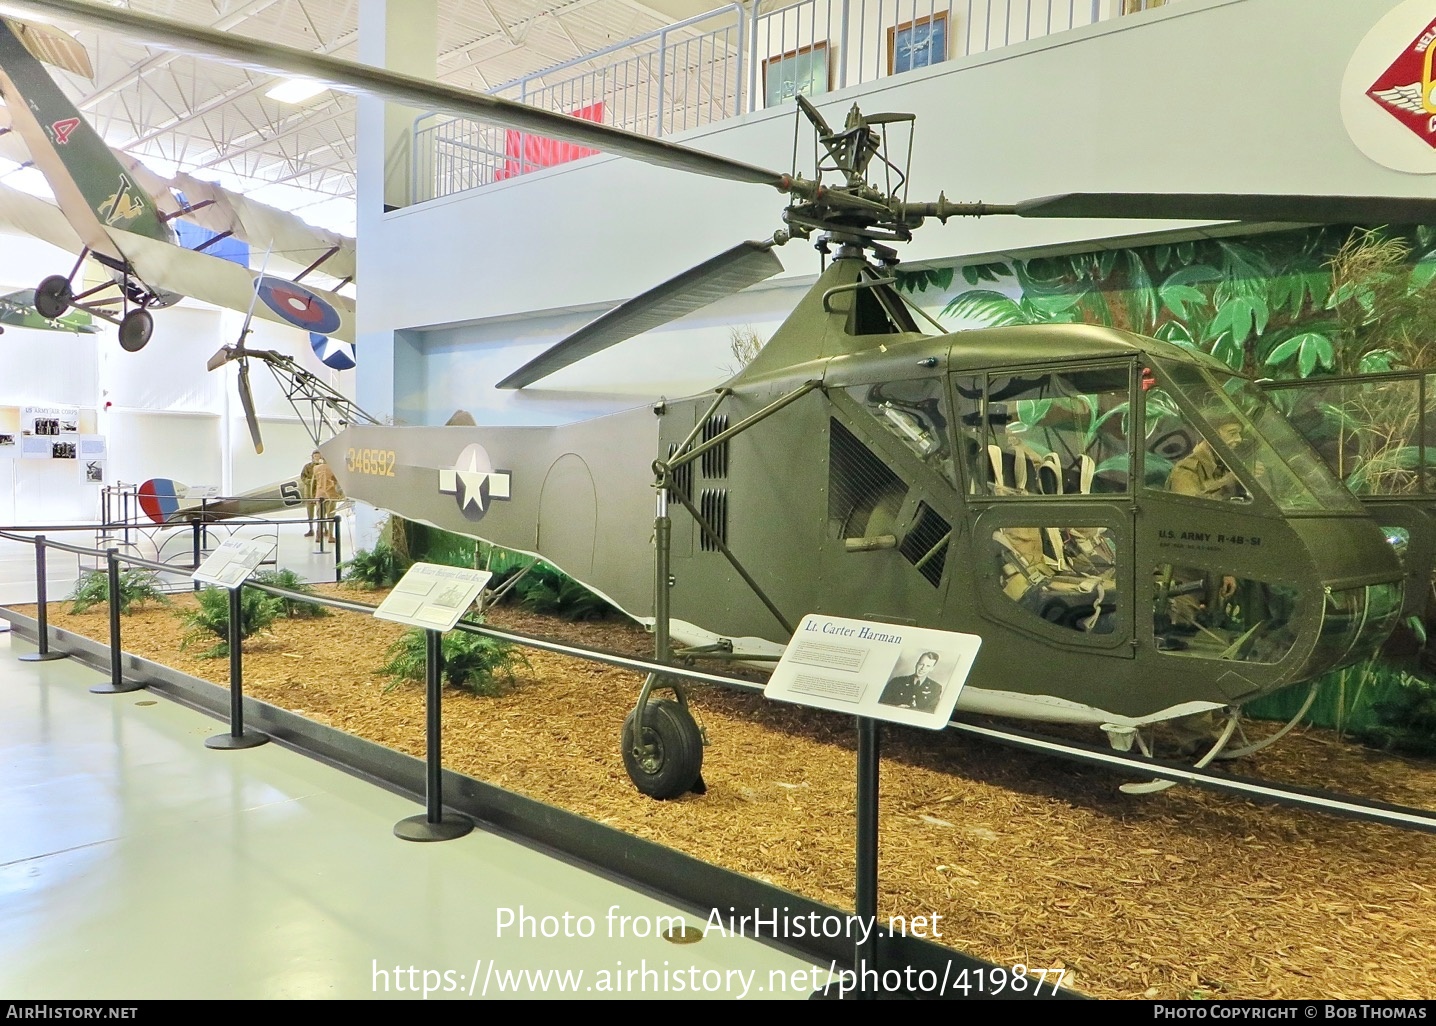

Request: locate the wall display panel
(0, 407), (19, 459)
(12, 458), (93, 522)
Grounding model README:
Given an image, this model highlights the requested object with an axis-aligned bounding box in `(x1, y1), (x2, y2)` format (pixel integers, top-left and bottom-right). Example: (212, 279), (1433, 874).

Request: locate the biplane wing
(0, 17), (355, 346)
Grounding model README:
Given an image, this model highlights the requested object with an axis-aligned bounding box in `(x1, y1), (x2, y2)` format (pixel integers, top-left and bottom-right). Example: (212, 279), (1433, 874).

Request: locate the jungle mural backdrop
(895, 224), (1436, 752)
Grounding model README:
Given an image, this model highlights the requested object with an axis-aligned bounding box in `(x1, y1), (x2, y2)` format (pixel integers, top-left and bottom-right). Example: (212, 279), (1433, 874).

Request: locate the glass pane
(992, 524), (1118, 634)
(847, 378), (955, 486)
(1269, 377), (1423, 496)
(1149, 360), (1361, 512)
(1154, 564), (1300, 664)
(952, 374), (989, 495)
(984, 366), (1130, 496)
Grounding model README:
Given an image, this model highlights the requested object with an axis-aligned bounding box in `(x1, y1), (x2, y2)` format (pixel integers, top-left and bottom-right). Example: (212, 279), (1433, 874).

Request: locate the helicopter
(22, 0), (1436, 800)
(321, 95), (1428, 798)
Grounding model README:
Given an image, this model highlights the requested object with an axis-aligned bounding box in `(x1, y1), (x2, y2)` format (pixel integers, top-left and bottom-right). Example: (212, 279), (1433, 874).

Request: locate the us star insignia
(438, 442), (511, 520)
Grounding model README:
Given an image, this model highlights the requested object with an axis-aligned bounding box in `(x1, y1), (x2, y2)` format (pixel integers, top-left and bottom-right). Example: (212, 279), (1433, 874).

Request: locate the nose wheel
(621, 696), (705, 799)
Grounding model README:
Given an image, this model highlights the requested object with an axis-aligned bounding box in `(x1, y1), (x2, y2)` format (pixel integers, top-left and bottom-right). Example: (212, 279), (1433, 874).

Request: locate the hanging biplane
(0, 16), (354, 352)
(24, 0), (1436, 800)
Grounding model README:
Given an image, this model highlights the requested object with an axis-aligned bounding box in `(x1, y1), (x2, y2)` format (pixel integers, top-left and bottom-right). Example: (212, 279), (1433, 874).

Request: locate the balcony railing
(412, 0), (1177, 203)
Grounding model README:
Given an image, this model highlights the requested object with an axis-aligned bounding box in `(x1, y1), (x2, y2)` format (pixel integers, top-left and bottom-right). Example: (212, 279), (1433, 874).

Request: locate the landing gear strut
(620, 481), (706, 799)
(35, 252), (158, 352)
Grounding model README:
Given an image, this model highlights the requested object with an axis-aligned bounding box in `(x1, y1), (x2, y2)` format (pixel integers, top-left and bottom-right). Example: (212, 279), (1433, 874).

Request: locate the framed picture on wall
(888, 11), (948, 76)
(762, 41), (831, 109)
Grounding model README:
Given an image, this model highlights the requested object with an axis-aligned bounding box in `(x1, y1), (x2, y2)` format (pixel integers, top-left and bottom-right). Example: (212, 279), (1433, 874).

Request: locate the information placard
(765, 614), (981, 730)
(374, 562), (494, 632)
(192, 537), (276, 589)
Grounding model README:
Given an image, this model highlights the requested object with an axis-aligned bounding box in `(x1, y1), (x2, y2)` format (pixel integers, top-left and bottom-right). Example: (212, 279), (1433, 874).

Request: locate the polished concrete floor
(0, 630), (823, 1000)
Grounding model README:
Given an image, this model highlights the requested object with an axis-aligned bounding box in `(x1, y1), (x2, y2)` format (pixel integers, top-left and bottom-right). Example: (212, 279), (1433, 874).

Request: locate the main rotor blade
(498, 240), (784, 389)
(8, 0), (789, 191)
(1014, 194), (1436, 224)
(237, 361), (264, 455)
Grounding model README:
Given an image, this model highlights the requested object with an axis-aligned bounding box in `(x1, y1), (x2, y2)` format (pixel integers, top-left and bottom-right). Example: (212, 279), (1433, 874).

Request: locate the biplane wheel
(622, 698), (703, 800)
(35, 275), (73, 319)
(119, 309), (154, 352)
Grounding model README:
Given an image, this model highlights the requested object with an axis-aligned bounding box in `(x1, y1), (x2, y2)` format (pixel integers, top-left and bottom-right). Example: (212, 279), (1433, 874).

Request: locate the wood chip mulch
(19, 586), (1436, 1000)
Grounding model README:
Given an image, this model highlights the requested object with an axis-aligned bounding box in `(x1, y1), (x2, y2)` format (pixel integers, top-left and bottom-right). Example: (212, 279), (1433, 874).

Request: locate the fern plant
(379, 626), (529, 696)
(251, 567), (329, 618)
(68, 568), (169, 615)
(180, 586), (285, 658)
(514, 563), (616, 620)
(1359, 672), (1436, 757)
(341, 541), (411, 590)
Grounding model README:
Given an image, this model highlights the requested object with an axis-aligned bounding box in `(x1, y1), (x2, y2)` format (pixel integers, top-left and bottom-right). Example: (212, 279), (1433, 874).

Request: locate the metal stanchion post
(19, 535), (66, 662)
(90, 548), (143, 694)
(854, 716), (881, 998)
(394, 628), (473, 841)
(192, 521), (202, 592)
(205, 584), (268, 750)
(333, 515), (343, 583)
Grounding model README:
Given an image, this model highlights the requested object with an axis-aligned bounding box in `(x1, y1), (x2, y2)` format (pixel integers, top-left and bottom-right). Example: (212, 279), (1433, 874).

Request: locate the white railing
(412, 0), (1177, 203)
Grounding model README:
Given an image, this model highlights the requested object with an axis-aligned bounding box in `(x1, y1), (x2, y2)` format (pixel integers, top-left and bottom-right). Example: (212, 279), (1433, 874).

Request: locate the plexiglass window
(957, 366), (1131, 497)
(847, 379), (955, 487)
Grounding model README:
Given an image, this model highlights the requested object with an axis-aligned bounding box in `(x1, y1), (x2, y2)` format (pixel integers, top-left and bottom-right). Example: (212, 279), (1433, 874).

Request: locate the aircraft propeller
(206, 246), (273, 454)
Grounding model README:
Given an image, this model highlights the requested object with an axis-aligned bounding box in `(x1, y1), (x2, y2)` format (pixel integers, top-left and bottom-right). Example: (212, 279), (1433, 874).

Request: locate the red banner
(499, 102), (604, 179)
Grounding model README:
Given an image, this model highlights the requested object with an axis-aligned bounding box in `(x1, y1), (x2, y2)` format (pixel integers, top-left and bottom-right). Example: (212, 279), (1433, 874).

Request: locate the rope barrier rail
(7, 529), (1436, 842)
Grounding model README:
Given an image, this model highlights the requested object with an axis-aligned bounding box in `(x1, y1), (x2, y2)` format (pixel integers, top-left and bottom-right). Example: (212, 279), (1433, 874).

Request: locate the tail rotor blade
(206, 346), (234, 372)
(237, 360), (263, 454)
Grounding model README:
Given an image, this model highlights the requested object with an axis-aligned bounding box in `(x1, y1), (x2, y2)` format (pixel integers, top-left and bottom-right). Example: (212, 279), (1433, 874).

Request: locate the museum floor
(0, 517), (822, 1000)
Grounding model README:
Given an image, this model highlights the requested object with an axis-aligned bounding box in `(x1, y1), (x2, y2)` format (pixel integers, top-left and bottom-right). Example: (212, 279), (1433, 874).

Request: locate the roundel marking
(255, 276), (343, 334)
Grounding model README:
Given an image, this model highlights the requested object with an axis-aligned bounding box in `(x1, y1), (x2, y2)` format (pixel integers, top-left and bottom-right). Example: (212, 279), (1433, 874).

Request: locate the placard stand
(854, 715), (880, 999)
(393, 628), (474, 842)
(191, 537), (275, 749)
(205, 584), (269, 750)
(374, 562), (494, 843)
(763, 612), (982, 999)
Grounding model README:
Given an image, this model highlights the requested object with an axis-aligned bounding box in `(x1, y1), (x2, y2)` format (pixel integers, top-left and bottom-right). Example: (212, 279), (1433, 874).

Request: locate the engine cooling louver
(699, 488), (728, 551)
(701, 415), (729, 478)
(899, 502), (950, 588)
(828, 418), (907, 539)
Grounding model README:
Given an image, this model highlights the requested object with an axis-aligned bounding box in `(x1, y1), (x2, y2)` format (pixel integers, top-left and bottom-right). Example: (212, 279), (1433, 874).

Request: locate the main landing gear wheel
(119, 309), (153, 352)
(35, 275), (73, 319)
(622, 698), (704, 799)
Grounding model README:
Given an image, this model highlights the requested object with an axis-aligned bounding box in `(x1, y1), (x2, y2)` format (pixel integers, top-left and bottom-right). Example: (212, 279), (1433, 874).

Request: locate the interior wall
(360, 0), (1427, 422)
(0, 230), (358, 524)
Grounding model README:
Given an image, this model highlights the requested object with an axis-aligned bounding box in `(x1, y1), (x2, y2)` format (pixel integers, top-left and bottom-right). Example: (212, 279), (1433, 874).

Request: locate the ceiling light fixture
(264, 78), (327, 104)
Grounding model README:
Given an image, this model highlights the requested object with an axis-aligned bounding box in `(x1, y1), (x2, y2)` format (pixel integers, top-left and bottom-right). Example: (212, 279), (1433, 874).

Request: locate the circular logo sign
(1343, 0), (1436, 173)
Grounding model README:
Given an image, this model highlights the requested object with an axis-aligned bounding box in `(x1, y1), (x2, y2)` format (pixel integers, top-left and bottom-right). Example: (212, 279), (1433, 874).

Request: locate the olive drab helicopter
(23, 0), (1436, 800)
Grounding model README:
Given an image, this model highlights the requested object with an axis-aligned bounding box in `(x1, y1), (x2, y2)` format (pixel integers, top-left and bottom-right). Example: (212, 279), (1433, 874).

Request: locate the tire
(119, 309), (153, 352)
(621, 698), (703, 800)
(35, 275), (73, 319)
